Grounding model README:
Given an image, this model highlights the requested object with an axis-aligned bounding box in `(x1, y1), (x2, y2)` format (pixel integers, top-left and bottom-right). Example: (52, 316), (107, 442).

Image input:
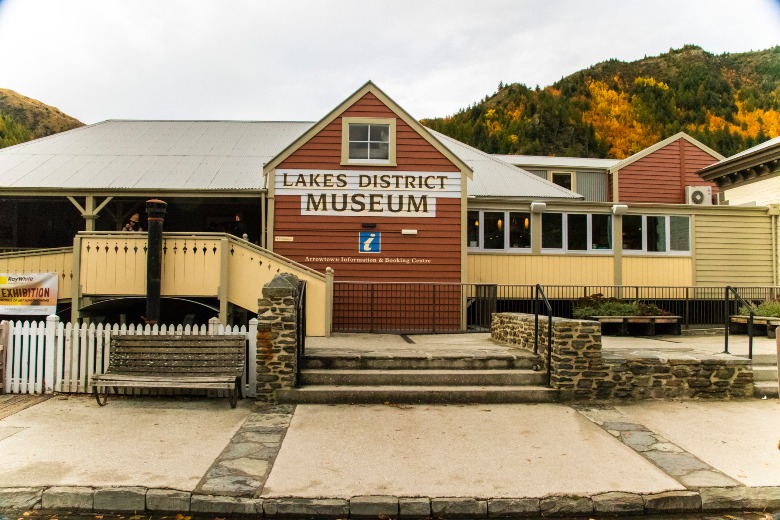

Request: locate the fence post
(325, 267), (334, 337)
(0, 320), (8, 394)
(44, 315), (59, 394)
(208, 317), (220, 335)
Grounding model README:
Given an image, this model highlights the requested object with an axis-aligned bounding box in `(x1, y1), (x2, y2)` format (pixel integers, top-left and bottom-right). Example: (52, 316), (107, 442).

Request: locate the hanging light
(524, 217), (529, 230)
(497, 219), (503, 230)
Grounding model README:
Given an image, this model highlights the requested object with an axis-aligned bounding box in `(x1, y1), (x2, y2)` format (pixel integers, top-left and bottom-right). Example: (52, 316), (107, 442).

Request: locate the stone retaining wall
(491, 313), (754, 400)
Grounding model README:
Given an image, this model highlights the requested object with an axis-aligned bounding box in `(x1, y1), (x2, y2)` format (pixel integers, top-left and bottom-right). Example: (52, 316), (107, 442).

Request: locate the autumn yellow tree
(582, 80), (659, 158)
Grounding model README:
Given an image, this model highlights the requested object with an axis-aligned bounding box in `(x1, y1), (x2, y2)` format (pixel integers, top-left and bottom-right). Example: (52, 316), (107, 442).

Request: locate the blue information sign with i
(359, 231), (381, 253)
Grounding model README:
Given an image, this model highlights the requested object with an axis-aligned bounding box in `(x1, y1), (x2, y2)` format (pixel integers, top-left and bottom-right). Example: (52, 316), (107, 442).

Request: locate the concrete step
(303, 353), (541, 370)
(301, 369), (547, 386)
(751, 353), (778, 365)
(276, 385), (560, 404)
(753, 365), (779, 382)
(754, 381), (779, 399)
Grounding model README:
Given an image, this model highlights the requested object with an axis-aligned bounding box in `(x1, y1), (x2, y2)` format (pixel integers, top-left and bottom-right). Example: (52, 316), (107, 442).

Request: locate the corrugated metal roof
(493, 154), (619, 169)
(0, 120), (314, 191)
(0, 120), (581, 199)
(718, 135), (780, 163)
(429, 131), (582, 199)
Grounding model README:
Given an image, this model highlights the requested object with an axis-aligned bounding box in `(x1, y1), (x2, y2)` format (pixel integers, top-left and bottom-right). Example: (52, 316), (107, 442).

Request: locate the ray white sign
(275, 169), (461, 217)
(0, 272), (58, 315)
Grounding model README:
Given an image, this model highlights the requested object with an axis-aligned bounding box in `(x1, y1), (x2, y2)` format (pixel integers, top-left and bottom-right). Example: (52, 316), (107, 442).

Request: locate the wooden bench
(591, 316), (682, 336)
(92, 334), (246, 408)
(729, 315), (780, 338)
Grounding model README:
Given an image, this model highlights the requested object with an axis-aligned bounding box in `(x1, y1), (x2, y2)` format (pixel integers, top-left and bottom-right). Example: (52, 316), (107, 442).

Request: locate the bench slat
(104, 366), (243, 374)
(111, 347), (244, 354)
(94, 373), (237, 382)
(94, 381), (235, 390)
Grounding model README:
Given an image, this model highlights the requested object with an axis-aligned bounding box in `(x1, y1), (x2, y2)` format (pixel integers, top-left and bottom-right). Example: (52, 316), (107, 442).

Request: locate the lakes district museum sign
(275, 169), (461, 217)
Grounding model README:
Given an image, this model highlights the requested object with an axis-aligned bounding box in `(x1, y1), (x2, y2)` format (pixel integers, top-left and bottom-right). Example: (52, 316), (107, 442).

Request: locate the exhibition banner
(0, 273), (58, 315)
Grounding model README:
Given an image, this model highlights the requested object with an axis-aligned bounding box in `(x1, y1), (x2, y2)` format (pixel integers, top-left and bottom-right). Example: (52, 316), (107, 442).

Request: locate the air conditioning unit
(686, 186), (713, 205)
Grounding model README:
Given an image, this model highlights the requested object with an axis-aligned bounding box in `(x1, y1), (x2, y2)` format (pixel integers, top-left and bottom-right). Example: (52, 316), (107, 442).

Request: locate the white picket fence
(1, 316), (258, 398)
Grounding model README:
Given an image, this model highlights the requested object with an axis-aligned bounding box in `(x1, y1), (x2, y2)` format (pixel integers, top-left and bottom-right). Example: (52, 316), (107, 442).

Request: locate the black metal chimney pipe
(145, 199), (167, 325)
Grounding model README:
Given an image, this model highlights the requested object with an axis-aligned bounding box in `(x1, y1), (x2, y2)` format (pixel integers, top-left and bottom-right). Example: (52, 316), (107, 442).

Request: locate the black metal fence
(332, 282), (780, 334)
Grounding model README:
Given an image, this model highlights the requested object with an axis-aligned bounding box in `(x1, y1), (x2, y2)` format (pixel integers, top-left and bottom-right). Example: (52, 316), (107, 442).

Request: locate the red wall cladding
(616, 138), (720, 203)
(273, 92), (464, 283)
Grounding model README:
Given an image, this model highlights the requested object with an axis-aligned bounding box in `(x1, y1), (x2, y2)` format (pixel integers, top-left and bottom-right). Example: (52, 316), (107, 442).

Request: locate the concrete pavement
(0, 395), (779, 516)
(0, 331), (778, 517)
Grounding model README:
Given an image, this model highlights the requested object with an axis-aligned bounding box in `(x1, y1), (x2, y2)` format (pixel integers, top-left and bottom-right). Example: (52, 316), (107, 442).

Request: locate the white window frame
(541, 213), (613, 254)
(467, 210), (532, 253)
(341, 117), (397, 166)
(621, 215), (691, 256)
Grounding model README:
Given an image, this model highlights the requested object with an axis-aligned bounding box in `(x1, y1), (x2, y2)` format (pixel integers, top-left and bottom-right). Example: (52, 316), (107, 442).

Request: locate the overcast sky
(0, 0), (778, 125)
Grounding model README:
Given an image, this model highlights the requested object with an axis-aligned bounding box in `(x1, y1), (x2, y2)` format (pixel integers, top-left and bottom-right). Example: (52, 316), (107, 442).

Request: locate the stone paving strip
(574, 404), (743, 489)
(194, 403), (295, 497)
(3, 486), (780, 516)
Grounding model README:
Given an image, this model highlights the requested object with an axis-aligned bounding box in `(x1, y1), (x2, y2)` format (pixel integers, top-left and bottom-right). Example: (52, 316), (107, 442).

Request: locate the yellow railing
(226, 236), (328, 336)
(74, 232), (329, 335)
(0, 247), (73, 300)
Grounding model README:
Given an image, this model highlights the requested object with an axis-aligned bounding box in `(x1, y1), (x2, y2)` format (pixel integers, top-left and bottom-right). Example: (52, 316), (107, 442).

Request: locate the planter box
(729, 315), (780, 338)
(591, 315), (682, 336)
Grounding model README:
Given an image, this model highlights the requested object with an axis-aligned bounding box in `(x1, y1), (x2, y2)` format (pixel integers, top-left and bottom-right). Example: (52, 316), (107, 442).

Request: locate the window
(647, 216), (666, 252)
(467, 210), (531, 252)
(542, 213), (563, 249)
(508, 212), (531, 248)
(621, 215), (691, 254)
(483, 212), (505, 250)
(341, 117), (396, 166)
(591, 214), (612, 250)
(670, 216), (690, 252)
(542, 213), (613, 252)
(467, 211), (479, 248)
(551, 172), (574, 191)
(567, 214), (587, 251)
(622, 215), (643, 251)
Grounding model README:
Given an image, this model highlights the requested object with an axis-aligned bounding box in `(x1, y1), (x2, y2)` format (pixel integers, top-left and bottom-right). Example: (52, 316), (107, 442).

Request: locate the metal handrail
(724, 286), (755, 359)
(294, 280), (307, 388)
(534, 284), (553, 388)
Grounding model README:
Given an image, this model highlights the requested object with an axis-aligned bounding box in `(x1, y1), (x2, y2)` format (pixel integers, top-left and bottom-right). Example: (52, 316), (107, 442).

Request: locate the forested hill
(422, 45), (780, 159)
(0, 89), (83, 149)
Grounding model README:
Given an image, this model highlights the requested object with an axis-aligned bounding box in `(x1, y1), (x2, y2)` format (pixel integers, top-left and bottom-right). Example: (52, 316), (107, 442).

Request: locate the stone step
(754, 381), (779, 399)
(753, 365), (779, 382)
(302, 353), (541, 370)
(276, 385), (560, 404)
(301, 369), (547, 386)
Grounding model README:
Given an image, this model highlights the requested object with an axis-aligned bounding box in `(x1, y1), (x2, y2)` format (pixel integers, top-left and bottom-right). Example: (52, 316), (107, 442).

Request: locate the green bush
(739, 300), (780, 317)
(572, 293), (671, 318)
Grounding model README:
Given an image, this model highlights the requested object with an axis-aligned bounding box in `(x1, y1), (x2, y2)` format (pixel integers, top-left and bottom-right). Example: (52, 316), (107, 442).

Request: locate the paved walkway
(0, 332), (778, 517)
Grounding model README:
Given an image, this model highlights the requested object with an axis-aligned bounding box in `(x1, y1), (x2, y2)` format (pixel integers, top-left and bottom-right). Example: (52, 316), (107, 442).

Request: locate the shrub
(739, 300), (780, 317)
(572, 293), (671, 317)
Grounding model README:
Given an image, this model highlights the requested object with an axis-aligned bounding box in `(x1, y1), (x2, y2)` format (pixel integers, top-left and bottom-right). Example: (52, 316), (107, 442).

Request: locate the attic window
(341, 117), (397, 166)
(550, 171), (575, 191)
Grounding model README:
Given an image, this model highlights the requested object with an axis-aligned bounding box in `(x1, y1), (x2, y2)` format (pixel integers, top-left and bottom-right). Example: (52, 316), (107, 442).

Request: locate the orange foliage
(694, 96), (780, 139)
(634, 77), (670, 90)
(582, 80), (659, 158)
(485, 119), (503, 136)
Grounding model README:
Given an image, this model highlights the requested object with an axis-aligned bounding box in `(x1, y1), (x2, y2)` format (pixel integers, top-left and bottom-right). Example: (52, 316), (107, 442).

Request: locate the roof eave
(262, 81), (473, 178)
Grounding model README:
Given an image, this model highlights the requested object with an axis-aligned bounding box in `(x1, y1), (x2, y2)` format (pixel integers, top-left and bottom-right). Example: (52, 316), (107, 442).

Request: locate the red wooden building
(263, 83), (474, 331)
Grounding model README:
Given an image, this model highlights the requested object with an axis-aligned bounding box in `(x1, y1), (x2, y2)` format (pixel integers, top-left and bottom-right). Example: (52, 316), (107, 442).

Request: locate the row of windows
(467, 211), (691, 254)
